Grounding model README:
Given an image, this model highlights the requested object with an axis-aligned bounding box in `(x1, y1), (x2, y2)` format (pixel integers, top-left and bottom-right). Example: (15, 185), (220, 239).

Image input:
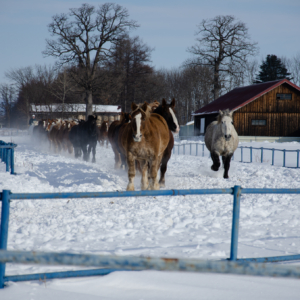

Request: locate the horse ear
(219, 110), (223, 116)
(162, 98), (167, 107)
(171, 98), (175, 108)
(141, 102), (148, 112)
(131, 102), (138, 111)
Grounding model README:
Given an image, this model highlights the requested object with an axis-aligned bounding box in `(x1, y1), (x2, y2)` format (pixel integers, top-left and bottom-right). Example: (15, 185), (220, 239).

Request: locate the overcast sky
(1, 0), (300, 84)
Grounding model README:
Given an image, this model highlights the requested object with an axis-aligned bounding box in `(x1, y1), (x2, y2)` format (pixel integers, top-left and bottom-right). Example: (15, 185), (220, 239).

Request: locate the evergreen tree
(255, 54), (292, 83)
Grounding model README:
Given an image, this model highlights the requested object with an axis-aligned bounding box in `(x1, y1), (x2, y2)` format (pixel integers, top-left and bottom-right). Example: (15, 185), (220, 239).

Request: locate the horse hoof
(211, 165), (219, 171)
(126, 184), (135, 191)
(159, 181), (165, 188)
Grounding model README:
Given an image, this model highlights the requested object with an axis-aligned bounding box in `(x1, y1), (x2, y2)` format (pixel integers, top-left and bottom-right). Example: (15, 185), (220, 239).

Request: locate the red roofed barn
(192, 79), (300, 137)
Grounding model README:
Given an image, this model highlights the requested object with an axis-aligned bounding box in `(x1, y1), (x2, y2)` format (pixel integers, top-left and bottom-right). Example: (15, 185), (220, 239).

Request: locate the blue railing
(0, 141), (17, 174)
(1, 186), (300, 288)
(173, 142), (300, 168)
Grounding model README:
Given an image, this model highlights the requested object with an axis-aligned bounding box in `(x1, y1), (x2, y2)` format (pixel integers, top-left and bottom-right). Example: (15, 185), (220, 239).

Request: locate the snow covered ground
(1, 135), (300, 299)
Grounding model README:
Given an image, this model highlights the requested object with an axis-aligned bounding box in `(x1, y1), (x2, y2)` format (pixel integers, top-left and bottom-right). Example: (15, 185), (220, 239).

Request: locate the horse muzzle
(224, 134), (231, 141)
(133, 134), (142, 142)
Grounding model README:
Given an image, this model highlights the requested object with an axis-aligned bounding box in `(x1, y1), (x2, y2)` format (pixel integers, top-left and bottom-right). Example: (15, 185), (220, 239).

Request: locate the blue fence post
(261, 147), (263, 163)
(190, 144), (192, 155)
(272, 149), (275, 166)
(3, 149), (6, 166)
(240, 146), (243, 162)
(283, 150), (286, 168)
(0, 190), (11, 288)
(196, 144), (198, 156)
(183, 144), (185, 155)
(229, 186), (242, 261)
(250, 147), (252, 163)
(11, 148), (15, 175)
(5, 149), (9, 172)
(297, 150), (299, 168)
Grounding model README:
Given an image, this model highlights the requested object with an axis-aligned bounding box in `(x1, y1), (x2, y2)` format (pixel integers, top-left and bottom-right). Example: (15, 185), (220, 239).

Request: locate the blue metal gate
(1, 186), (300, 287)
(0, 141), (17, 174)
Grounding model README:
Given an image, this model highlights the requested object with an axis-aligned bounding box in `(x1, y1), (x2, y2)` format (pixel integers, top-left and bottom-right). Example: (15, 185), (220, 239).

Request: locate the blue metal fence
(1, 186), (300, 288)
(173, 142), (300, 168)
(0, 141), (17, 174)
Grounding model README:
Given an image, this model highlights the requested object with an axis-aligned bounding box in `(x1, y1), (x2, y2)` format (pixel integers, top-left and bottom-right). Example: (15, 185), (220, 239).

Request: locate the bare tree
(5, 65), (56, 125)
(5, 66), (34, 125)
(43, 3), (138, 117)
(187, 15), (258, 100)
(0, 84), (16, 127)
(49, 67), (75, 118)
(281, 53), (300, 86)
(106, 35), (154, 111)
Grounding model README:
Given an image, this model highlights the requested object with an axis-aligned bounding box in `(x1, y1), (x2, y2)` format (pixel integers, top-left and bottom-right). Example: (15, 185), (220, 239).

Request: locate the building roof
(30, 104), (122, 114)
(192, 79), (300, 116)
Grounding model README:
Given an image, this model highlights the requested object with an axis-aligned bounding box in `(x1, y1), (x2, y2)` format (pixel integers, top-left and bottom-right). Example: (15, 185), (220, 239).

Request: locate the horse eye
(231, 121), (233, 125)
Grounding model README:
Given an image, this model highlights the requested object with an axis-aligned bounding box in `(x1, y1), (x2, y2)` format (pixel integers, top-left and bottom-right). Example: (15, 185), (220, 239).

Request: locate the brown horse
(97, 121), (109, 147)
(108, 113), (131, 169)
(153, 98), (180, 187)
(120, 102), (169, 191)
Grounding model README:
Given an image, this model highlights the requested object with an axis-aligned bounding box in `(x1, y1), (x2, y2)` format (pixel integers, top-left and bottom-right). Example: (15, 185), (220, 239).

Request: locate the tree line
(1, 3), (300, 129)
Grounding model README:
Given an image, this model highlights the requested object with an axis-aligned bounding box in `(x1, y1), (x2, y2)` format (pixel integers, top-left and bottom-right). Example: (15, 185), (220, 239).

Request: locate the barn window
(276, 93), (292, 100)
(251, 120), (266, 126)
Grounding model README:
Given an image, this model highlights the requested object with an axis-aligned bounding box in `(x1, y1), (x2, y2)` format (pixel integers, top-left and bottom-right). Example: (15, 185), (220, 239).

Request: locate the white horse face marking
(169, 108), (180, 133)
(132, 113), (142, 142)
(221, 116), (234, 141)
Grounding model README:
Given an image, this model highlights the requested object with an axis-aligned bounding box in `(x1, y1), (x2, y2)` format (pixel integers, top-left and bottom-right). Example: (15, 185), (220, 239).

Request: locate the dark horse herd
(31, 99), (238, 190)
(31, 99), (180, 191)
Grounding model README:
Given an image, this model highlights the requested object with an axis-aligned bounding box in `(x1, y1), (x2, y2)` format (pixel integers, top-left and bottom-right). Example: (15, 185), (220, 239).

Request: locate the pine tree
(255, 54), (292, 83)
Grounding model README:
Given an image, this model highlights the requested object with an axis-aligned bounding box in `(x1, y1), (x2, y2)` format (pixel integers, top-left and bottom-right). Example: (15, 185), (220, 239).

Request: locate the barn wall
(194, 114), (218, 135)
(234, 83), (300, 136)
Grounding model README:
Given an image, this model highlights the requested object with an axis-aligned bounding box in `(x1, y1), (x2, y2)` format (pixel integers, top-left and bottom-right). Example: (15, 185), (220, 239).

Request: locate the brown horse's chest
(130, 143), (155, 160)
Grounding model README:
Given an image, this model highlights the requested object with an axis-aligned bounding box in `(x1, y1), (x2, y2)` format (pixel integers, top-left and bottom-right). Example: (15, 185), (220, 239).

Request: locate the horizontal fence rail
(1, 186), (300, 288)
(173, 142), (300, 168)
(0, 141), (17, 174)
(1, 250), (300, 280)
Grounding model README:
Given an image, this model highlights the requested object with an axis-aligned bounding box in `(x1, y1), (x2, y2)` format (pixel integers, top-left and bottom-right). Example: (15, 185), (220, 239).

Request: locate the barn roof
(30, 104), (122, 114)
(192, 79), (300, 116)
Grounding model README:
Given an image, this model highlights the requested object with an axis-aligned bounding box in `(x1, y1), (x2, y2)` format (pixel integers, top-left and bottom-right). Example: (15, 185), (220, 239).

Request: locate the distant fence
(0, 141), (17, 174)
(1, 186), (300, 288)
(173, 142), (300, 168)
(0, 129), (28, 137)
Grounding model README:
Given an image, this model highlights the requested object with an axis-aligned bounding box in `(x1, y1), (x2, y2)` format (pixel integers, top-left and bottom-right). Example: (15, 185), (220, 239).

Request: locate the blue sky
(1, 0), (300, 84)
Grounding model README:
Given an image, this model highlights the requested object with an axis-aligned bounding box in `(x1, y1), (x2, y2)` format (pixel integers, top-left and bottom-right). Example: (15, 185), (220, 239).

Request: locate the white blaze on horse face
(169, 108), (180, 133)
(221, 116), (234, 141)
(133, 113), (142, 142)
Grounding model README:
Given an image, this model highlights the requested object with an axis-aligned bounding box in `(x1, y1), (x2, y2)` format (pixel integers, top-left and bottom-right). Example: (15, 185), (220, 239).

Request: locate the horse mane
(131, 102), (151, 119)
(217, 109), (233, 123)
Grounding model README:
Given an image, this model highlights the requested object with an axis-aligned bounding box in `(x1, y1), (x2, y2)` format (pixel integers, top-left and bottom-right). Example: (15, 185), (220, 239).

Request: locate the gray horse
(205, 109), (239, 179)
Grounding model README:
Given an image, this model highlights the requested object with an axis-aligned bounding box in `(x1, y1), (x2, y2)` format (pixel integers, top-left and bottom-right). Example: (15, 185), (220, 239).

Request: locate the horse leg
(222, 154), (233, 179)
(126, 152), (135, 191)
(87, 144), (92, 161)
(82, 145), (88, 161)
(91, 143), (96, 163)
(149, 157), (161, 190)
(140, 160), (149, 190)
(159, 133), (173, 187)
(159, 151), (170, 188)
(120, 152), (127, 170)
(211, 151), (220, 171)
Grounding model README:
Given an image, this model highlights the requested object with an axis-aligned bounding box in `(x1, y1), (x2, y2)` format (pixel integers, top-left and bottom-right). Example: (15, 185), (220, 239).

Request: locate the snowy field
(1, 135), (300, 299)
